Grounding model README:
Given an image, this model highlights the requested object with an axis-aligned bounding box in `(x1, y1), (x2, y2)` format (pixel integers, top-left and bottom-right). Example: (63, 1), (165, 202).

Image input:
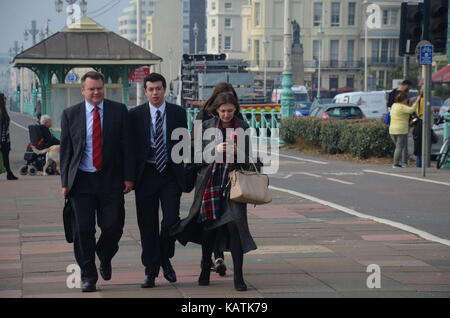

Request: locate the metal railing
(185, 106), (281, 146)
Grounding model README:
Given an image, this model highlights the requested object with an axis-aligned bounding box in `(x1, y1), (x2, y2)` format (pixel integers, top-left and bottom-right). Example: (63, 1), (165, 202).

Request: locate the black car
(309, 103), (365, 119)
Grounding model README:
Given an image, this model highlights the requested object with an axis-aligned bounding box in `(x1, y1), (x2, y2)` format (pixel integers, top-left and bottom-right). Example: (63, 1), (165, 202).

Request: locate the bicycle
(436, 136), (449, 169)
(436, 114), (450, 169)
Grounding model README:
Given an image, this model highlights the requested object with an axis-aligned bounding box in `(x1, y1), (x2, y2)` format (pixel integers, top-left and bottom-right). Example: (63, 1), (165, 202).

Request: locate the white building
(206, 0), (249, 59)
(146, 0), (183, 82)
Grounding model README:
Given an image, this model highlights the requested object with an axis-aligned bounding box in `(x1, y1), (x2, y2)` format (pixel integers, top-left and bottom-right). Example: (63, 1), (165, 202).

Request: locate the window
(381, 39), (389, 62)
(383, 10), (389, 25)
(225, 18), (232, 28)
(147, 40), (151, 50)
(254, 2), (261, 26)
(211, 37), (216, 49)
(389, 39), (397, 60)
(224, 2), (232, 11)
(313, 3), (323, 27)
(147, 23), (152, 32)
(378, 70), (385, 87)
(211, 19), (216, 27)
(224, 36), (232, 50)
(329, 76), (339, 90)
(390, 9), (398, 25)
(331, 2), (340, 27)
(330, 40), (339, 67)
(313, 40), (322, 63)
(255, 39), (260, 66)
(371, 39), (380, 62)
(346, 76), (354, 88)
(347, 40), (354, 66)
(348, 2), (356, 26)
(211, 2), (216, 10)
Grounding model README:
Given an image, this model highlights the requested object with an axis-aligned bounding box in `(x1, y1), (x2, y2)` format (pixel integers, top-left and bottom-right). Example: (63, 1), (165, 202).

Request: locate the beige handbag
(228, 162), (272, 205)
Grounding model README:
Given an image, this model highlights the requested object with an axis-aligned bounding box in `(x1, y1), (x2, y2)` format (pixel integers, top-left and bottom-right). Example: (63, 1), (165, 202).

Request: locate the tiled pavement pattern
(1, 175), (450, 298)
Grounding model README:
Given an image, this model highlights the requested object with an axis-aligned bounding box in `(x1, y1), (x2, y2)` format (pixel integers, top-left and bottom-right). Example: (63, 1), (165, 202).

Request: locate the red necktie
(92, 105), (103, 170)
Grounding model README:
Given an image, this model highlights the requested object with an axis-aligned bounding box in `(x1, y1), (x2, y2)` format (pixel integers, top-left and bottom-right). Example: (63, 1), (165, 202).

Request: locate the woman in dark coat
(0, 93), (18, 180)
(192, 83), (244, 276)
(171, 93), (257, 291)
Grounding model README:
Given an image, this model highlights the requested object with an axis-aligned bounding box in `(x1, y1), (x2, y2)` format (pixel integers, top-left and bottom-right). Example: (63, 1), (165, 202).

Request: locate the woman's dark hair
(203, 83), (238, 115)
(396, 91), (409, 103)
(209, 92), (240, 116)
(0, 93), (10, 122)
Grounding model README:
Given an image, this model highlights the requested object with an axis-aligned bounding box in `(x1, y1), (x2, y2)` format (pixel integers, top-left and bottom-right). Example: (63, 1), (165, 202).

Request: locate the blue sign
(419, 45), (433, 65)
(66, 72), (78, 83)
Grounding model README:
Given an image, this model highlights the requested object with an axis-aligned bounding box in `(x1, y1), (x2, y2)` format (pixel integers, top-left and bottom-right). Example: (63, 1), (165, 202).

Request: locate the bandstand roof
(12, 17), (162, 67)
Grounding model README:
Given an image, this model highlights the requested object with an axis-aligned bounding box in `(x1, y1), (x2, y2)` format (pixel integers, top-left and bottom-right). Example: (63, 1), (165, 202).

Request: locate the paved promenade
(1, 174), (450, 298)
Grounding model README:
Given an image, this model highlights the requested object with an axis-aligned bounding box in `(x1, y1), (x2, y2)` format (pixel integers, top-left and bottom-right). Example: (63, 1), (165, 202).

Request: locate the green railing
(185, 107), (281, 146)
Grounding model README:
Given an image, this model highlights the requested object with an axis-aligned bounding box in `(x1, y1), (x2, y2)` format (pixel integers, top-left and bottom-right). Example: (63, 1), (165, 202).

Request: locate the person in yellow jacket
(389, 91), (418, 168)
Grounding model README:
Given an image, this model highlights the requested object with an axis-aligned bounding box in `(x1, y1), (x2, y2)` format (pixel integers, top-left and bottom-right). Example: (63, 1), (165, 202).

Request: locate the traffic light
(16, 85), (20, 94)
(399, 2), (423, 56)
(424, 0), (449, 53)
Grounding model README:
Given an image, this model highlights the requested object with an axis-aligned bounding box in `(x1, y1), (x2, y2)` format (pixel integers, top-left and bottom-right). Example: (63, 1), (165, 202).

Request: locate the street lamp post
(317, 23), (323, 100)
(281, 0), (294, 120)
(263, 37), (269, 102)
(193, 23), (199, 54)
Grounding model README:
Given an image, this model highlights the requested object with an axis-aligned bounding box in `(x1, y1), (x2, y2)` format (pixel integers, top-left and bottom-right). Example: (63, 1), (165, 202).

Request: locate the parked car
(310, 98), (333, 110)
(309, 103), (365, 120)
(332, 91), (386, 119)
(272, 85), (310, 104)
(292, 101), (312, 117)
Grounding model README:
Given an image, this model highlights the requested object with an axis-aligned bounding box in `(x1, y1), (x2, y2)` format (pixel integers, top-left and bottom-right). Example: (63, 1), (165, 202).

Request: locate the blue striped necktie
(155, 110), (166, 173)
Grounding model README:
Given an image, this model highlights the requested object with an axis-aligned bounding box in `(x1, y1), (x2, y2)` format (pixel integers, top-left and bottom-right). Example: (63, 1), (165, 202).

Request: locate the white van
(271, 85), (310, 104)
(332, 91), (387, 119)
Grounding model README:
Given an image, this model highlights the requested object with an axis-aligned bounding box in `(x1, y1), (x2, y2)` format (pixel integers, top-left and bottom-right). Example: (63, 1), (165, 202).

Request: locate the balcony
(363, 57), (404, 67)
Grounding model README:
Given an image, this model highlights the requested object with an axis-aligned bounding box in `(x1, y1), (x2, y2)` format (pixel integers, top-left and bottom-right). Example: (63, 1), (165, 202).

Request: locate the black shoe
(234, 273), (247, 291)
(7, 174), (18, 180)
(162, 261), (177, 283)
(214, 259), (227, 276)
(81, 281), (97, 292)
(99, 261), (112, 281)
(198, 267), (210, 286)
(141, 275), (155, 288)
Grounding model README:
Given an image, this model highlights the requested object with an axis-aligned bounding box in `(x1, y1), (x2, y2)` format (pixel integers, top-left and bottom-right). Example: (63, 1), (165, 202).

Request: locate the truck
(169, 54), (280, 118)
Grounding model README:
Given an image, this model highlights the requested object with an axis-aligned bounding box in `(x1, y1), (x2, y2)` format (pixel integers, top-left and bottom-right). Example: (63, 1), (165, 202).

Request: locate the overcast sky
(0, 0), (130, 55)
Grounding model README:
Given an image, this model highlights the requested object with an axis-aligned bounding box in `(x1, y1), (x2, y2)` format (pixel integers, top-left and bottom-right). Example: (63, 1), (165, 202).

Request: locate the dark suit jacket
(60, 99), (135, 193)
(129, 102), (188, 190)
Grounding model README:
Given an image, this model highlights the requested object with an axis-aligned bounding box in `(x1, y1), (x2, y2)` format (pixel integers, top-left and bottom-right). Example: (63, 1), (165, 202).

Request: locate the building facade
(206, 0), (249, 58)
(206, 0), (417, 93)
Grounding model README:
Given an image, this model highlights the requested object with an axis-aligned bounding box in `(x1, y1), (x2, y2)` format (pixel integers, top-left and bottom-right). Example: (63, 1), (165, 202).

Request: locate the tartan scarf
(199, 117), (238, 222)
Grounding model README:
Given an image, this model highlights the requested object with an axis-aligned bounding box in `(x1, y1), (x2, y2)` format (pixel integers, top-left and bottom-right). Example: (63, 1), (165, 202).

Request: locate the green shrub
(280, 117), (394, 159)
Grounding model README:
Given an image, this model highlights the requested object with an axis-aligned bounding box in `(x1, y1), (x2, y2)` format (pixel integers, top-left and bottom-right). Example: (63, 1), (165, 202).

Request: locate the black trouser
(1, 146), (13, 175)
(69, 170), (125, 283)
(202, 222), (243, 278)
(135, 163), (181, 277)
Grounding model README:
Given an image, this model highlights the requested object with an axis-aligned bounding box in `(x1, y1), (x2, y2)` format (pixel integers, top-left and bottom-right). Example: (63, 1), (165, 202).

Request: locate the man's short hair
(40, 115), (52, 125)
(143, 73), (166, 90)
(401, 79), (413, 86)
(81, 71), (105, 86)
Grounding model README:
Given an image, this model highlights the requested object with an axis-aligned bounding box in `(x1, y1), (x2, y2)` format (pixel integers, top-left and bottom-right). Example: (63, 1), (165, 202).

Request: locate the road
(266, 151), (450, 242)
(7, 110), (450, 242)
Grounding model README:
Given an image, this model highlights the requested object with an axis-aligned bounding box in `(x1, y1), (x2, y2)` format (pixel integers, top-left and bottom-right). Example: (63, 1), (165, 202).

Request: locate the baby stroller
(19, 124), (57, 176)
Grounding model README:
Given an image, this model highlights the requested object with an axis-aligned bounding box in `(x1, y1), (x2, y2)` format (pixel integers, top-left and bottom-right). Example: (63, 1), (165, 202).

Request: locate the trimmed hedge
(280, 117), (394, 159)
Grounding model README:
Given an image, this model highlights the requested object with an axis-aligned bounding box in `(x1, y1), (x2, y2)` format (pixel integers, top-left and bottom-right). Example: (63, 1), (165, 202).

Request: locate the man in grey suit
(60, 71), (135, 292)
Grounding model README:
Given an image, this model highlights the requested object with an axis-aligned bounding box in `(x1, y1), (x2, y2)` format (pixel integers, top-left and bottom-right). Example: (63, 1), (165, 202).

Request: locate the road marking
(326, 178), (354, 185)
(269, 185), (450, 247)
(364, 169), (450, 187)
(278, 153), (328, 165)
(11, 120), (29, 131)
(299, 172), (322, 178)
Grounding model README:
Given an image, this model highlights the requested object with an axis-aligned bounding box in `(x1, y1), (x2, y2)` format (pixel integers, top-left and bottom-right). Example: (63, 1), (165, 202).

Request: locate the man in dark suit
(60, 71), (135, 292)
(129, 73), (187, 288)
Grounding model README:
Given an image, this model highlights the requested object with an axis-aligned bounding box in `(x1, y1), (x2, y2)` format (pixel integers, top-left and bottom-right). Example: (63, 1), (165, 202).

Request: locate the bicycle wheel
(436, 139), (449, 169)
